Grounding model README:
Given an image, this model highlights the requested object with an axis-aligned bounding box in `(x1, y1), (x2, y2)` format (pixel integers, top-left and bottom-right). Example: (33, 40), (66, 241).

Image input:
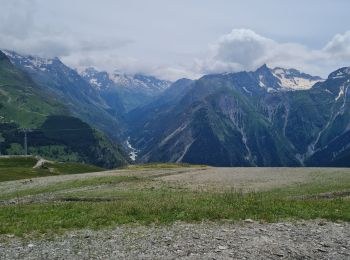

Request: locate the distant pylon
(20, 128), (32, 156)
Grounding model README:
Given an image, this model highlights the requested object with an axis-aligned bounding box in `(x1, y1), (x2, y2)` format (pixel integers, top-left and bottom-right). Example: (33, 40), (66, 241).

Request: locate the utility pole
(0, 133), (4, 156)
(24, 131), (28, 156)
(20, 129), (32, 156)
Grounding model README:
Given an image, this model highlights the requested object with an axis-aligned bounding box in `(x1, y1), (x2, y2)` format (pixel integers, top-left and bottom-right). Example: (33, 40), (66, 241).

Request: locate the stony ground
(0, 221), (349, 259)
(159, 167), (350, 192)
(1, 167), (350, 259)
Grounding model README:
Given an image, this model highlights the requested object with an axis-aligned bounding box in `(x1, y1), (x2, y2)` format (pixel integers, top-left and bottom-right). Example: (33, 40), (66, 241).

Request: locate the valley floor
(0, 166), (349, 259)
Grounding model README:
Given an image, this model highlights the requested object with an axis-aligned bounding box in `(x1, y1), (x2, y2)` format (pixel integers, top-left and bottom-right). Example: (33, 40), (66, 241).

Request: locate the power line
(0, 127), (94, 133)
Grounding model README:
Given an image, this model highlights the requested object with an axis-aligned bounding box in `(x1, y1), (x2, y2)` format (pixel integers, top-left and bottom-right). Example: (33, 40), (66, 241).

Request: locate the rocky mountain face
(80, 67), (171, 112)
(0, 50), (129, 168)
(127, 65), (350, 167)
(304, 67), (350, 166)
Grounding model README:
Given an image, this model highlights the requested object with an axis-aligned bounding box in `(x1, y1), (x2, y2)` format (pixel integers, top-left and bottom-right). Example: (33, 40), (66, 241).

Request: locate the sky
(0, 0), (350, 80)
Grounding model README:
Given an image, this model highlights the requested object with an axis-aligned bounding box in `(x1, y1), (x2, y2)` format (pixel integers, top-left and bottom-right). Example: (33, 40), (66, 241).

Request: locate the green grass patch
(0, 168), (349, 236)
(0, 189), (349, 236)
(0, 157), (104, 182)
(124, 163), (207, 170)
(268, 170), (350, 198)
(0, 175), (141, 201)
(0, 157), (37, 168)
(1, 177), (350, 236)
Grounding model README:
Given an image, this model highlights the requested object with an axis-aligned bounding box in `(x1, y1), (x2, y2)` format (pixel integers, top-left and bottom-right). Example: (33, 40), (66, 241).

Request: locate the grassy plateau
(0, 160), (349, 236)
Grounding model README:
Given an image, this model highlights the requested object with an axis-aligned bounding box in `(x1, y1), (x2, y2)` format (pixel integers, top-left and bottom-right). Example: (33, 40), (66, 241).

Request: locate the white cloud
(63, 52), (198, 81)
(195, 29), (324, 76)
(0, 0), (186, 80)
(324, 31), (350, 60)
(148, 66), (200, 81)
(210, 29), (272, 71)
(0, 0), (349, 80)
(0, 0), (131, 59)
(193, 29), (350, 78)
(1, 1), (350, 81)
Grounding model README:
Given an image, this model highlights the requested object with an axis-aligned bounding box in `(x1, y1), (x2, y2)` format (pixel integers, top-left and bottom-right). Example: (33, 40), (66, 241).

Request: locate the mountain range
(127, 64), (350, 167)
(1, 49), (349, 167)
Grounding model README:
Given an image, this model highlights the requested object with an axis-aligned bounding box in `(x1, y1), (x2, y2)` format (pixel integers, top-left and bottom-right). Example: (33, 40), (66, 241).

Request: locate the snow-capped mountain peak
(109, 71), (137, 87)
(328, 67), (350, 79)
(81, 68), (172, 94)
(3, 50), (56, 72)
(79, 67), (112, 90)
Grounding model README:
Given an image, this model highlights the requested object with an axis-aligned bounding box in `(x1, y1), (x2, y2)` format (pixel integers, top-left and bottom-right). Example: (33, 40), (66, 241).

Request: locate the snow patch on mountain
(110, 71), (171, 91)
(126, 137), (138, 161)
(328, 67), (350, 79)
(3, 50), (55, 72)
(89, 78), (102, 88)
(81, 68), (172, 94)
(267, 87), (277, 93)
(258, 75), (266, 88)
(242, 87), (252, 95)
(336, 86), (345, 101)
(272, 67), (323, 90)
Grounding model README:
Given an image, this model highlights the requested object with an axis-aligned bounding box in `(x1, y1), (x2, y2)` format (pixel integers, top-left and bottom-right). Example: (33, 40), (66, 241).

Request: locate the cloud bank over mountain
(0, 0), (349, 80)
(194, 29), (350, 78)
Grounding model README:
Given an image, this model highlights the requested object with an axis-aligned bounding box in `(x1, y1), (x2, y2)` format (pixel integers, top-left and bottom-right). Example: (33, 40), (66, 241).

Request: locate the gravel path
(160, 167), (350, 191)
(0, 221), (349, 259)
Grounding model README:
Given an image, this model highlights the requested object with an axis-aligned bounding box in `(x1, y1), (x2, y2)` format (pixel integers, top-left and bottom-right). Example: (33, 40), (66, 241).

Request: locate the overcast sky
(1, 0), (350, 80)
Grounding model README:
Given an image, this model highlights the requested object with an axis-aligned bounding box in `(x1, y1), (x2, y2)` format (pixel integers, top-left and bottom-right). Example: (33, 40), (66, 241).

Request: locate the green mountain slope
(0, 116), (128, 168)
(3, 51), (124, 141)
(0, 51), (128, 168)
(0, 51), (67, 127)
